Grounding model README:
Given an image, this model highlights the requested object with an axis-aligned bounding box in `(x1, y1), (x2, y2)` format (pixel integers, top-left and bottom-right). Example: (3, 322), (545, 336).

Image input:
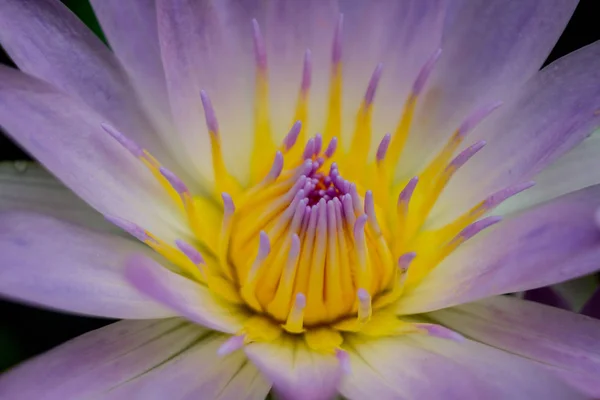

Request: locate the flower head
(2, 1), (600, 399)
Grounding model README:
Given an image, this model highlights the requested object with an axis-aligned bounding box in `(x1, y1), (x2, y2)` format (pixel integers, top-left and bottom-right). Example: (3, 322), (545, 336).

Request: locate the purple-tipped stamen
(222, 192), (235, 216)
(364, 63), (383, 106)
(457, 101), (503, 137)
(332, 14), (344, 64)
(104, 215), (152, 242)
(283, 121), (302, 151)
(175, 239), (205, 266)
(483, 181), (535, 210)
(414, 323), (465, 343)
(324, 137), (338, 158)
(160, 166), (189, 195)
(302, 49), (312, 92)
(303, 138), (315, 160)
(258, 231), (271, 259)
(453, 216), (502, 243)
(398, 252), (417, 272)
(101, 123), (144, 158)
(412, 48), (442, 95)
(314, 134), (323, 156)
(200, 90), (219, 135)
(446, 141), (486, 171)
(376, 133), (392, 162)
(252, 19), (267, 70)
(398, 177), (419, 206)
(217, 335), (246, 356)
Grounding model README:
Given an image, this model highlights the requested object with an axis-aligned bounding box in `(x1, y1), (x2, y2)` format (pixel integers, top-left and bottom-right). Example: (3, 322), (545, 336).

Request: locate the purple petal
(0, 0), (176, 165)
(0, 67), (187, 243)
(432, 40), (600, 225)
(245, 336), (343, 400)
(125, 254), (246, 334)
(400, 184), (600, 314)
(340, 333), (581, 399)
(431, 295), (600, 397)
(401, 0), (578, 173)
(0, 162), (116, 231)
(523, 287), (571, 311)
(0, 211), (173, 319)
(0, 319), (270, 399)
(89, 0), (175, 139)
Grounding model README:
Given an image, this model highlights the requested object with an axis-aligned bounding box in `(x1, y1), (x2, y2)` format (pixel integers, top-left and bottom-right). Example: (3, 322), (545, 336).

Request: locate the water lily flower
(3, 0), (600, 398)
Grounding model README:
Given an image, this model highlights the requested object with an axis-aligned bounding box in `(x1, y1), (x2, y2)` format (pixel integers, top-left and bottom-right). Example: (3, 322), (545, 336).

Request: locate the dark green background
(0, 0), (599, 373)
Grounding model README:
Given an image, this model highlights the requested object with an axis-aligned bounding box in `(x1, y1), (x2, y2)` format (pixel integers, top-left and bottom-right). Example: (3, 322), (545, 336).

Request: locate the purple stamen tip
(101, 123), (144, 157)
(484, 181), (535, 209)
(458, 216), (502, 242)
(398, 252), (417, 271)
(283, 121), (302, 151)
(266, 151), (284, 181)
(412, 47), (442, 95)
(302, 49), (312, 92)
(398, 177), (419, 205)
(258, 231), (271, 258)
(415, 323), (465, 343)
(303, 138), (315, 159)
(252, 19), (267, 70)
(336, 349), (351, 374)
(376, 133), (391, 162)
(217, 335), (245, 356)
(200, 90), (219, 135)
(324, 137), (338, 158)
(448, 141), (486, 170)
(176, 239), (205, 265)
(295, 292), (307, 308)
(160, 167), (189, 195)
(353, 214), (368, 238)
(221, 192), (235, 214)
(365, 63), (383, 106)
(332, 14), (344, 64)
(357, 288), (370, 301)
(458, 101), (503, 137)
(364, 190), (374, 215)
(314, 134), (323, 156)
(104, 215), (149, 242)
(290, 234), (301, 258)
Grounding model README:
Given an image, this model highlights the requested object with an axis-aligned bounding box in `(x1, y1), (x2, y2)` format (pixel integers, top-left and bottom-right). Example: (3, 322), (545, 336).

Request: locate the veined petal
(496, 129), (600, 215)
(125, 254), (247, 334)
(0, 162), (116, 232)
(431, 40), (600, 225)
(401, 0), (578, 175)
(0, 0), (175, 166)
(0, 212), (174, 319)
(341, 334), (581, 400)
(89, 0), (177, 148)
(430, 296), (600, 397)
(0, 66), (189, 244)
(0, 319), (271, 400)
(244, 335), (343, 400)
(399, 185), (600, 314)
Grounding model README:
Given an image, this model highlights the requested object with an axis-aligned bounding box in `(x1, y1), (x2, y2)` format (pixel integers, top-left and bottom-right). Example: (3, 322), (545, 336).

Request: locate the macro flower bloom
(2, 0), (600, 398)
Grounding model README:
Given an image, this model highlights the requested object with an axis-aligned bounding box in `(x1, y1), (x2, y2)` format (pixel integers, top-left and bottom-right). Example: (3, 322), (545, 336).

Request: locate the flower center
(103, 16), (534, 352)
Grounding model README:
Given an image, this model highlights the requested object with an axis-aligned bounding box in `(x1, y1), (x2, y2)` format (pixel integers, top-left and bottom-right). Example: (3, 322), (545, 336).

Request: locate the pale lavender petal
(581, 288), (600, 319)
(496, 130), (600, 215)
(399, 185), (600, 314)
(431, 295), (600, 397)
(0, 67), (188, 243)
(340, 333), (581, 399)
(523, 287), (570, 311)
(0, 319), (270, 400)
(89, 0), (177, 146)
(0, 162), (116, 232)
(0, 211), (173, 319)
(0, 0), (174, 164)
(245, 335), (343, 400)
(125, 254), (246, 334)
(432, 40), (600, 225)
(401, 0), (578, 174)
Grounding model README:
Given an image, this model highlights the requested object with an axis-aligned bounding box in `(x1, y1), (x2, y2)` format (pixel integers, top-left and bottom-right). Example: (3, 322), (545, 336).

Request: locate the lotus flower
(2, 0), (600, 399)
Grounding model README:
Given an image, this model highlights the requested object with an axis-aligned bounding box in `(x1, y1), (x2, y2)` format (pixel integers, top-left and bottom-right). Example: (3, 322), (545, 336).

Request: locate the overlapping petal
(0, 0), (175, 164)
(0, 212), (173, 319)
(0, 318), (271, 400)
(0, 66), (189, 243)
(430, 295), (600, 397)
(340, 333), (582, 399)
(125, 254), (247, 334)
(399, 184), (600, 314)
(401, 0), (578, 174)
(244, 336), (343, 400)
(431, 40), (600, 224)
